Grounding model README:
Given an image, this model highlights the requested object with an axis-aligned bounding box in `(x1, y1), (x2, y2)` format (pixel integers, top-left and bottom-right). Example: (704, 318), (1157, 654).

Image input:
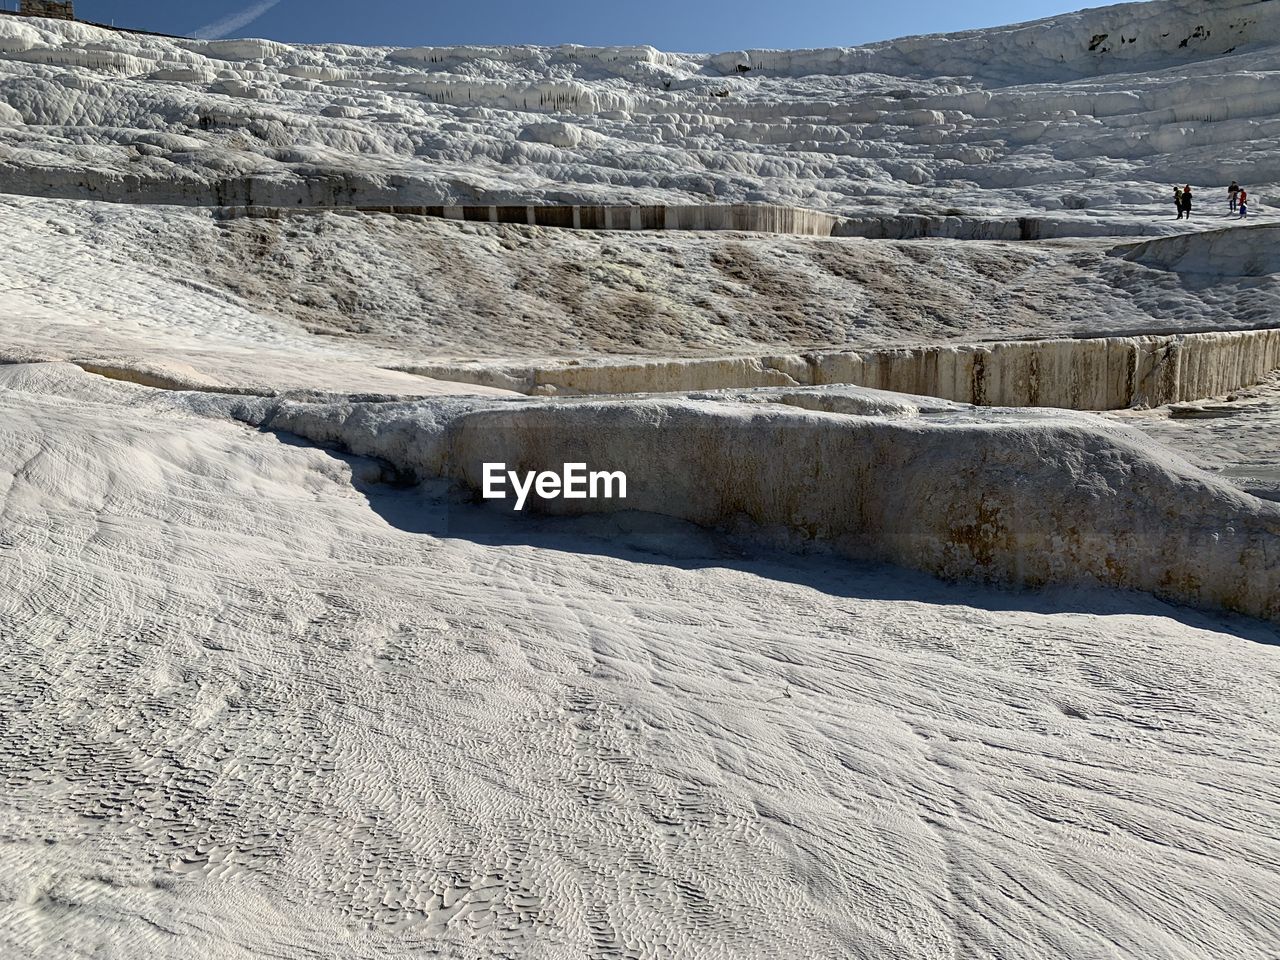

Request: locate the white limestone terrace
(3, 194), (1280, 400)
(2, 6), (1280, 955)
(3, 360), (1278, 960)
(228, 379), (1280, 622)
(1, 191), (1278, 417)
(0, 0), (1276, 234)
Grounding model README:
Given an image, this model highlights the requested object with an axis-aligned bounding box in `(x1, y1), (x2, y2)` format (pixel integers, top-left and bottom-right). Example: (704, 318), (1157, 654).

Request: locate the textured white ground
(1113, 368), (1280, 500)
(1, 364), (1278, 960)
(1, 0), (1279, 957)
(3, 195), (1280, 379)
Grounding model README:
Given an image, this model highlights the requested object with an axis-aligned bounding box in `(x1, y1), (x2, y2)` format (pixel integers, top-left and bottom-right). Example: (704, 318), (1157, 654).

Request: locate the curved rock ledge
(240, 385), (1280, 621)
(201, 201), (1185, 240)
(345, 203), (844, 236)
(408, 327), (1280, 410)
(1120, 223), (1280, 276)
(832, 213), (1178, 241)
(0, 189), (1200, 240)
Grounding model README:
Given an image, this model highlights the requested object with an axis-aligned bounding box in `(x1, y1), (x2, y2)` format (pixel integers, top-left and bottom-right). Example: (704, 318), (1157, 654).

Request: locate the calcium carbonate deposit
(1, 1), (1278, 958)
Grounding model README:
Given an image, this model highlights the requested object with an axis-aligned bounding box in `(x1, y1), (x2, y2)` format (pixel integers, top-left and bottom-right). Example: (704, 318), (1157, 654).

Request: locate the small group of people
(1174, 184), (1194, 219)
(1175, 182), (1252, 220)
(1228, 180), (1250, 218)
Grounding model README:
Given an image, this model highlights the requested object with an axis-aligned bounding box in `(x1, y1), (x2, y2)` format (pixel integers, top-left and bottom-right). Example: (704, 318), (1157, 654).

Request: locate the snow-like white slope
(1, 363), (1278, 959)
(0, 195), (518, 394)
(0, 0), (1276, 224)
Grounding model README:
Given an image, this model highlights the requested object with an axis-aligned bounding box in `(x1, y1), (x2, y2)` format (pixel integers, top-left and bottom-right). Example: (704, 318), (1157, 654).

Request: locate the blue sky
(63, 1), (1122, 49)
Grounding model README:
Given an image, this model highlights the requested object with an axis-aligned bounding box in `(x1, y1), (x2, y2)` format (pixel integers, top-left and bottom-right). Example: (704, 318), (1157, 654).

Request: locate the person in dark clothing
(1180, 185), (1193, 219)
(1229, 180), (1240, 213)
(1174, 185), (1184, 219)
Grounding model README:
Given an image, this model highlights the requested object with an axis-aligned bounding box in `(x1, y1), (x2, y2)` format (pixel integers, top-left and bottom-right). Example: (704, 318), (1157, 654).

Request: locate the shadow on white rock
(243, 384), (1280, 622)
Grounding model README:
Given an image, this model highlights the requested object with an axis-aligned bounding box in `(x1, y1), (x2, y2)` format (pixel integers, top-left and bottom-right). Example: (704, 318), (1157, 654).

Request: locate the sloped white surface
(1121, 222), (1280, 275)
(0, 363), (1277, 959)
(4, 194), (1280, 377)
(0, 195), (516, 394)
(1112, 369), (1280, 500)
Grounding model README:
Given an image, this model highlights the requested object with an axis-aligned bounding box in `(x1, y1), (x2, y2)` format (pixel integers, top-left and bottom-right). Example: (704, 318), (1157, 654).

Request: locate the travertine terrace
(0, 2), (1278, 958)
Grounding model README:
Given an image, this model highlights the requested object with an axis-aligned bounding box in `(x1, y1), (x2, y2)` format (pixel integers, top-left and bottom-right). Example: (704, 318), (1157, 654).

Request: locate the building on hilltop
(6, 0), (179, 37)
(18, 0), (75, 20)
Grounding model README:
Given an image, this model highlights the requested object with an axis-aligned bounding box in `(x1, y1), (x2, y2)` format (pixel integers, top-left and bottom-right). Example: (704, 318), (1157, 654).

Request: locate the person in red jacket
(1238, 187), (1249, 219)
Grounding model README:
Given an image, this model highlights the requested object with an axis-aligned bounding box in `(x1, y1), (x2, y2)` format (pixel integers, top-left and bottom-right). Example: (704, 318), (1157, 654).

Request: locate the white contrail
(192, 0), (284, 40)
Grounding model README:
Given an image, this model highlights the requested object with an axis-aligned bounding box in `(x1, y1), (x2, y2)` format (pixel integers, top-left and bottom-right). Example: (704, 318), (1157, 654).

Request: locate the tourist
(1229, 180), (1240, 213)
(1174, 185), (1184, 219)
(1238, 187), (1249, 219)
(1181, 184), (1193, 219)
